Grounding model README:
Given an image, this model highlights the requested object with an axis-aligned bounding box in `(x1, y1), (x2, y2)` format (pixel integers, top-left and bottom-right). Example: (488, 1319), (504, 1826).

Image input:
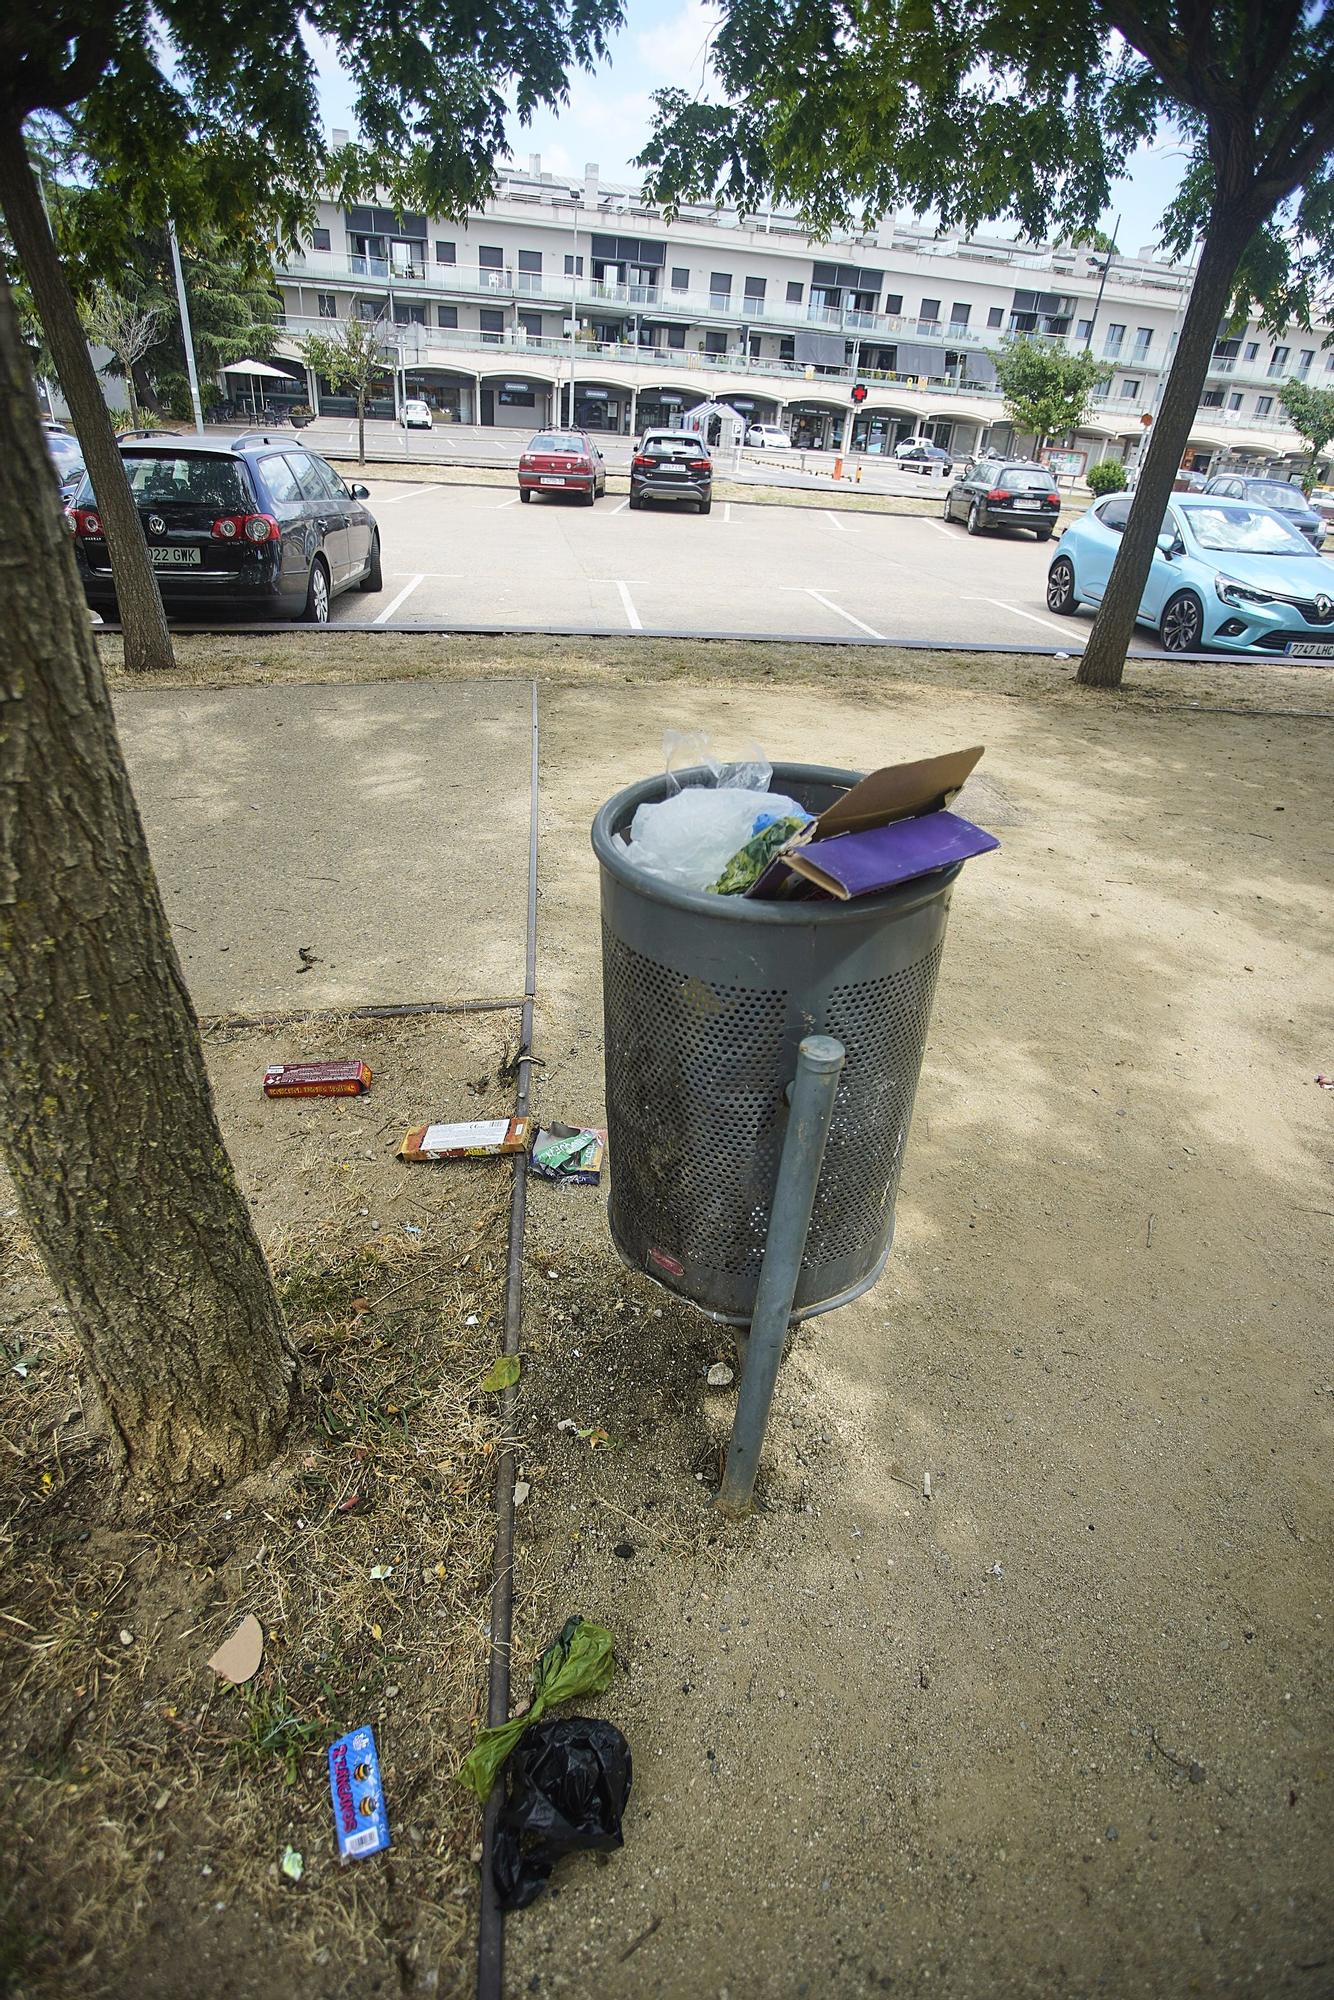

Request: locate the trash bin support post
(717, 1034), (846, 1518)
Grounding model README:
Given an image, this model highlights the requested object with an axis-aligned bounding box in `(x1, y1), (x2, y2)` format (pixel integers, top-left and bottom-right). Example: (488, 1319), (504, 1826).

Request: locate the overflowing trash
(459, 1615), (617, 1802)
(492, 1716), (632, 1910)
(529, 1124), (606, 1185)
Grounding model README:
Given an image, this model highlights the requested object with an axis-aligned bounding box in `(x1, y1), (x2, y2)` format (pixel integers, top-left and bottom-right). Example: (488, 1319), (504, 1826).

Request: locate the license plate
(1013, 500), (1040, 511)
(149, 547), (202, 566)
(540, 476), (566, 486)
(1285, 639), (1334, 657)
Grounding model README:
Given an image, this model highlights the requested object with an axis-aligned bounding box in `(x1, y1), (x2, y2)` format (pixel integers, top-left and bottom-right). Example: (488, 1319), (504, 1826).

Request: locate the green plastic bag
(459, 1615), (617, 1801)
(709, 814), (810, 895)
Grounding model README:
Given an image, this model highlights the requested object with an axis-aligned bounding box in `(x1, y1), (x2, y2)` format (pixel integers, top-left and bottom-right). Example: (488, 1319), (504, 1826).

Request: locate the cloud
(634, 0), (722, 93)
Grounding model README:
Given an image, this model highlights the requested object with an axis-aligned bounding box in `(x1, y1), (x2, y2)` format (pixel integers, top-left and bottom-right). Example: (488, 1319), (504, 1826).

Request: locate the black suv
(629, 432), (713, 513)
(943, 457), (1061, 540)
(69, 433), (381, 623)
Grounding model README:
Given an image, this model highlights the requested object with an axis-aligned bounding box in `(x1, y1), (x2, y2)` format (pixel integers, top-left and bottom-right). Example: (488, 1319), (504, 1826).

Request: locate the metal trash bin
(593, 763), (961, 1325)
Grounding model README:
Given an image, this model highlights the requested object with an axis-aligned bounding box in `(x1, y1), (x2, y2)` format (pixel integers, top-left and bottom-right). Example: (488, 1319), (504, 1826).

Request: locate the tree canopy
(988, 336), (1107, 451)
(639, 0), (1334, 686)
(1277, 380), (1334, 487)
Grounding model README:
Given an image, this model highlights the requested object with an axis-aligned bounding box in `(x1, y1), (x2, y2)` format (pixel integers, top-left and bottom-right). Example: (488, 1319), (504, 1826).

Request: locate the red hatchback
(518, 429), (606, 505)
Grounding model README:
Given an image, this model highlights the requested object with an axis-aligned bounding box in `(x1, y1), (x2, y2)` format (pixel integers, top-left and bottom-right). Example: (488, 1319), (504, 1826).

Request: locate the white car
(403, 400), (433, 430)
(747, 424), (792, 449)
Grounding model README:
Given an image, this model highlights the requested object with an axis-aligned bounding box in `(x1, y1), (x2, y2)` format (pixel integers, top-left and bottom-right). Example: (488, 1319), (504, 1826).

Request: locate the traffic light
(850, 382), (868, 404)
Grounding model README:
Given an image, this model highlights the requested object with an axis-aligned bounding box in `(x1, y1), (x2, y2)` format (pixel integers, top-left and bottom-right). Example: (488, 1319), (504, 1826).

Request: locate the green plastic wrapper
(459, 1615), (617, 1801)
(709, 814), (810, 895)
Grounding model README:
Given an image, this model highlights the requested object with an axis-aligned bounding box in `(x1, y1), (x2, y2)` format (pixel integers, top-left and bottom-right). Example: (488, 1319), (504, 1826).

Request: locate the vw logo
(147, 513), (166, 537)
(1317, 593), (1332, 620)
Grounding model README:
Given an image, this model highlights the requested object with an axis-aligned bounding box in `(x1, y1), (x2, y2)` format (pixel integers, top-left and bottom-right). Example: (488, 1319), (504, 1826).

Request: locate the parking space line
(723, 502), (731, 523)
(615, 580), (643, 631)
(494, 495), (521, 509)
(804, 589), (885, 640)
(920, 519), (956, 538)
(978, 597), (1085, 642)
(821, 511), (855, 532)
(610, 498), (630, 515)
(374, 575), (425, 623)
(373, 486), (444, 504)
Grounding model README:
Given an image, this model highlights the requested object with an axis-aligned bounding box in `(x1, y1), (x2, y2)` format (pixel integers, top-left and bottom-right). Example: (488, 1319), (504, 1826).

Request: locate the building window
(479, 246), (504, 269)
(1256, 394), (1273, 416)
(949, 302), (971, 328)
(990, 307), (1007, 330)
(1297, 348), (1314, 377)
(1133, 327), (1152, 359)
(748, 334), (762, 358)
(1120, 377), (1141, 399)
(667, 326), (686, 349)
(710, 272), (732, 299)
(392, 304), (425, 325)
(518, 312), (542, 336)
(479, 307), (505, 341)
(518, 249), (542, 274)
(779, 336), (795, 360)
(1227, 391), (1242, 411)
(1105, 323), (1125, 357)
(355, 299), (382, 321)
(671, 266), (690, 290)
(317, 293), (337, 318)
(1269, 344), (1289, 374)
(1200, 388), (1224, 407)
(1244, 341), (1259, 361)
(704, 329), (727, 355)
(435, 240), (456, 264)
(786, 281), (803, 303)
(744, 276), (766, 301)
(563, 254), (584, 277)
(437, 304), (458, 329)
(1076, 318), (1093, 341)
(885, 293), (903, 315)
(919, 297), (941, 324)
(312, 226), (331, 252)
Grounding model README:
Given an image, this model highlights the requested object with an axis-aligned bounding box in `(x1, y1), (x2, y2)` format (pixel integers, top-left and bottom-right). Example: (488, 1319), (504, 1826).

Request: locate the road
(333, 478), (1130, 651)
(300, 415), (967, 499)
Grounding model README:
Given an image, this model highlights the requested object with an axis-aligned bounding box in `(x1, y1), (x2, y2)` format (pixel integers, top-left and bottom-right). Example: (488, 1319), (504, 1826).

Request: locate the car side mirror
(1156, 532), (1175, 557)
(352, 483), (370, 499)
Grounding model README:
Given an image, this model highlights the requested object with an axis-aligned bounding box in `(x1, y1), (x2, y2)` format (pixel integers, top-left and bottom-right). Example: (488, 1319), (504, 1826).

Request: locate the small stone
(1105, 1825), (1119, 1841)
(707, 1362), (735, 1389)
(1189, 1762), (1206, 1784)
(613, 1542), (634, 1560)
(513, 1480), (531, 1506)
(119, 1629), (134, 1647)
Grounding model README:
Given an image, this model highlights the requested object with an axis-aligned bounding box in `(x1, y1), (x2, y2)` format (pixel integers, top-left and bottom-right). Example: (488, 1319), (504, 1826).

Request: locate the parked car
(403, 399), (433, 430)
(896, 441), (954, 474)
(45, 428), (86, 501)
(1203, 474), (1325, 546)
(630, 433), (713, 514)
(68, 433), (379, 624)
(1046, 492), (1334, 657)
(517, 429), (606, 504)
(746, 424), (792, 449)
(944, 457), (1060, 538)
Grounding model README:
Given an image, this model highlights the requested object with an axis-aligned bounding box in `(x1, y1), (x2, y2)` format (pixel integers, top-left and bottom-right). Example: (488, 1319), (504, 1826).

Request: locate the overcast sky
(309, 0), (1187, 258)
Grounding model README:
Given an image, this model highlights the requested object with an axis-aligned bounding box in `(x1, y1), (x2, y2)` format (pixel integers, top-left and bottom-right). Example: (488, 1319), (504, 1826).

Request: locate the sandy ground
(502, 673), (1334, 1998)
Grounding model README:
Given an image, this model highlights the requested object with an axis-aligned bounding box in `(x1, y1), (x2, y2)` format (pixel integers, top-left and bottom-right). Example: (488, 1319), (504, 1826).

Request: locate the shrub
(1086, 459), (1128, 495)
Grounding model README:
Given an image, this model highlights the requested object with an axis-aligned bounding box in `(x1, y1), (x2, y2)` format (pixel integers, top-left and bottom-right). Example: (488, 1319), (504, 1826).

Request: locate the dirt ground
(3, 637), (1332, 1998)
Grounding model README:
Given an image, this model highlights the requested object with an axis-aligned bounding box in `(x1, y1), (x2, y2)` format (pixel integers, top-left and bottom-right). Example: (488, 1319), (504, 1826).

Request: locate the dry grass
(0, 1081), (516, 1998)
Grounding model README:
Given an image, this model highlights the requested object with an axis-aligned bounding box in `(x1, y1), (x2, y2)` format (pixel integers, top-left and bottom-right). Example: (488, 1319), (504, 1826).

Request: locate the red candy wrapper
(263, 1061), (373, 1098)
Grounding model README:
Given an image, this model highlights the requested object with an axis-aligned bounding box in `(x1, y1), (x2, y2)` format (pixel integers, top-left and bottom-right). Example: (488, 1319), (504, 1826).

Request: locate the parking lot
(334, 478), (1128, 649)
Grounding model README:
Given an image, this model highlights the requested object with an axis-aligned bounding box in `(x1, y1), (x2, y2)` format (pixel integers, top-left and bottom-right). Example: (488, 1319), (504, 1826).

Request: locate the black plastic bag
(492, 1716), (633, 1911)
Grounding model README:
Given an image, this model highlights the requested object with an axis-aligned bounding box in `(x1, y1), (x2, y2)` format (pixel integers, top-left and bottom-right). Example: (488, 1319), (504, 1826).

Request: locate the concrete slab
(115, 678), (532, 1014)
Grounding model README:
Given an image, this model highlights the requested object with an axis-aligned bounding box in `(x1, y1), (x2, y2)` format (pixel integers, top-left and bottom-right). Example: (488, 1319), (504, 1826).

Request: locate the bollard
(855, 464), (863, 483)
(716, 1036), (846, 1518)
(832, 455), (843, 480)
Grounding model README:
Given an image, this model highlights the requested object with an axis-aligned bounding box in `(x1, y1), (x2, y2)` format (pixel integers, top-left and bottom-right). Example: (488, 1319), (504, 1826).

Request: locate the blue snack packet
(328, 1725), (391, 1863)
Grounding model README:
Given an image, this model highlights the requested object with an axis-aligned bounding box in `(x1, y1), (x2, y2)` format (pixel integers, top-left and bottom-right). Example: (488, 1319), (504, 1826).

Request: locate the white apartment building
(269, 156), (1332, 471)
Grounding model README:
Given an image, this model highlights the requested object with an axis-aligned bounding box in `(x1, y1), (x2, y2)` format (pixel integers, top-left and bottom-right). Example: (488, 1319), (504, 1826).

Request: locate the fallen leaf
(206, 1613), (263, 1685)
(480, 1354), (521, 1393)
(281, 1845), (304, 1882)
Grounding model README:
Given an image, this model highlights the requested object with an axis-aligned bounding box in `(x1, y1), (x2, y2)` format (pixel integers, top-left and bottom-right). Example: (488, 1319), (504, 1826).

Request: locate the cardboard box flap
(814, 746), (985, 841)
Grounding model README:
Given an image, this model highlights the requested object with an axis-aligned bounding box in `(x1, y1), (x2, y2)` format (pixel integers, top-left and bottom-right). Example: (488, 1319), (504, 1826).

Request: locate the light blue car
(1046, 492), (1334, 659)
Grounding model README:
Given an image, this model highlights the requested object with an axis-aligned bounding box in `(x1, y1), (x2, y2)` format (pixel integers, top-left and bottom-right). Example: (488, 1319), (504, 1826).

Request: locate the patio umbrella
(219, 357), (302, 413)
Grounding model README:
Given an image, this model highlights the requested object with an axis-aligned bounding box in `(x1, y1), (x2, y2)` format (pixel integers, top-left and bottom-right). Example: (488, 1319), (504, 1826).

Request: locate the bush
(1086, 459), (1128, 495)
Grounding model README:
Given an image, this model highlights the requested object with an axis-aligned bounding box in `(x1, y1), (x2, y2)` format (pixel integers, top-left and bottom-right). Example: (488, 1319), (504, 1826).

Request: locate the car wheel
(584, 486), (597, 506)
(357, 531), (382, 592)
(966, 501), (984, 535)
(942, 495), (954, 521)
(302, 556), (330, 625)
(1046, 557), (1079, 615)
(698, 498), (712, 515)
(519, 488), (531, 503)
(629, 493), (643, 510)
(1160, 589), (1204, 653)
(1035, 528), (1054, 542)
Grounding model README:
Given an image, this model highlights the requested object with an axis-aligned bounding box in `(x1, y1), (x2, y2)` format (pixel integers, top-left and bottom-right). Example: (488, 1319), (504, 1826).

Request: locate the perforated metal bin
(592, 764), (960, 1325)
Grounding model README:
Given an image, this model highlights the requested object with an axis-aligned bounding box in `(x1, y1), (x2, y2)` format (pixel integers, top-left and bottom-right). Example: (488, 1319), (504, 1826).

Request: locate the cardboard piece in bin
(746, 745), (986, 898)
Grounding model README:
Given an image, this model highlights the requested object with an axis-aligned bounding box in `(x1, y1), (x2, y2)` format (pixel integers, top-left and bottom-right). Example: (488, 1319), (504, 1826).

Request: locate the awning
(220, 358), (300, 378)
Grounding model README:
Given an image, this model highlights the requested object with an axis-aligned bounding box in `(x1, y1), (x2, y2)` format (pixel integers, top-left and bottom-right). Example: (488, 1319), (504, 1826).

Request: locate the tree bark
(1076, 209), (1258, 689)
(0, 119), (174, 675)
(0, 268), (295, 1498)
(357, 389), (365, 464)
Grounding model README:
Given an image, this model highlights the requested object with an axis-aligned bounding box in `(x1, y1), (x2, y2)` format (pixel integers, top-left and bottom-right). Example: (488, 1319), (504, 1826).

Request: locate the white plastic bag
(627, 786), (804, 892)
(662, 729), (772, 797)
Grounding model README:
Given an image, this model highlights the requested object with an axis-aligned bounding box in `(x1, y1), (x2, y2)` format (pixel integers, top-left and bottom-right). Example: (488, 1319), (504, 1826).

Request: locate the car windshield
(529, 432), (586, 453)
(1182, 502), (1318, 555)
(1246, 481), (1307, 512)
(1001, 469), (1055, 492)
(101, 453), (255, 510)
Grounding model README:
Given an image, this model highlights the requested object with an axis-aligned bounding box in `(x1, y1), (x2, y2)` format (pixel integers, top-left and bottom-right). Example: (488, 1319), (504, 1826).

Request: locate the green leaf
(458, 1616), (616, 1801)
(479, 1353), (520, 1392)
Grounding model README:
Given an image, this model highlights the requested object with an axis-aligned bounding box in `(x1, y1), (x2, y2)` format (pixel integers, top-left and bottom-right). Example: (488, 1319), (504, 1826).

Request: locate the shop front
(786, 402), (848, 450)
(571, 384), (627, 432)
(403, 370), (477, 423)
(479, 375), (554, 426)
(634, 388), (704, 432)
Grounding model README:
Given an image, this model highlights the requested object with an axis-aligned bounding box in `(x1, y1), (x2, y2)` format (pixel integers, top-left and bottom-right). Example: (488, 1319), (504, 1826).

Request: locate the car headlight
(1214, 576), (1276, 607)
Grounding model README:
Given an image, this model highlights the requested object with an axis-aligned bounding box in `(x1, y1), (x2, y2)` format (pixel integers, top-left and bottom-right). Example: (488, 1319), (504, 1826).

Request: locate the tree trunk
(0, 269), (295, 1499)
(123, 364), (139, 427)
(357, 390), (365, 464)
(1076, 211), (1257, 689)
(0, 120), (174, 675)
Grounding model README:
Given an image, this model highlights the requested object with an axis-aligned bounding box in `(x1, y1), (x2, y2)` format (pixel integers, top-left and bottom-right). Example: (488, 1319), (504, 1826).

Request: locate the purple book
(783, 810), (998, 900)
